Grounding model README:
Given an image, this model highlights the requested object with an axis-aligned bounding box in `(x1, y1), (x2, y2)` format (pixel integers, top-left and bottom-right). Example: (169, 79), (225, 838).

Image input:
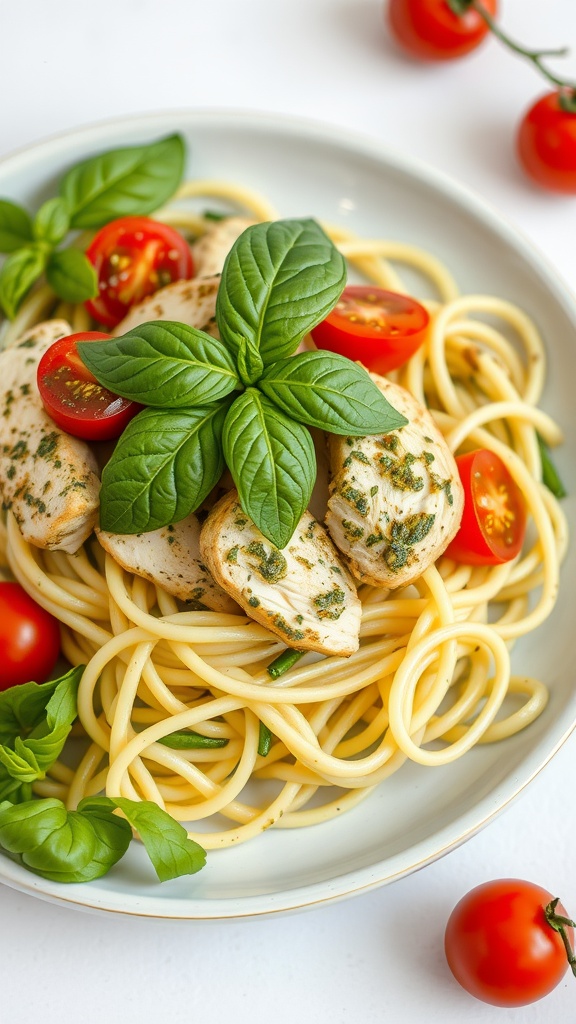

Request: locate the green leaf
(537, 433), (567, 498)
(0, 666), (82, 746)
(259, 351), (408, 434)
(216, 218), (346, 369)
(110, 797), (206, 881)
(0, 246), (46, 319)
(0, 667), (82, 800)
(78, 321), (240, 408)
(99, 404), (228, 534)
(33, 197), (70, 246)
(61, 134), (186, 229)
(0, 199), (33, 253)
(45, 248), (98, 303)
(0, 797), (132, 882)
(158, 731), (228, 749)
(223, 389), (315, 548)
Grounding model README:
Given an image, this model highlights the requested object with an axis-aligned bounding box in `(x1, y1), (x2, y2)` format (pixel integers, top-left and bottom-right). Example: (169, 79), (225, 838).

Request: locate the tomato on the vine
(444, 449), (526, 565)
(386, 0), (497, 61)
(0, 582), (61, 690)
(445, 879), (575, 1006)
(84, 216), (194, 328)
(37, 331), (141, 442)
(517, 90), (576, 193)
(310, 286), (430, 374)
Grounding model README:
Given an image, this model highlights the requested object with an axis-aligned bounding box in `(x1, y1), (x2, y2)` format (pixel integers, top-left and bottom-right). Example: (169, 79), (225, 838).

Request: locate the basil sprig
(0, 134), (185, 319)
(79, 217), (408, 548)
(0, 795), (206, 883)
(0, 666), (83, 803)
(0, 664), (206, 883)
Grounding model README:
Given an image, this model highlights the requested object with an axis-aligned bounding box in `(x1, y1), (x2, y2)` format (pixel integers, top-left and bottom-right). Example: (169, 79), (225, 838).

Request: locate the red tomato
(387, 0), (497, 60)
(37, 331), (141, 442)
(310, 287), (430, 374)
(517, 90), (576, 193)
(84, 216), (194, 327)
(445, 449), (526, 565)
(445, 879), (575, 1006)
(0, 582), (61, 690)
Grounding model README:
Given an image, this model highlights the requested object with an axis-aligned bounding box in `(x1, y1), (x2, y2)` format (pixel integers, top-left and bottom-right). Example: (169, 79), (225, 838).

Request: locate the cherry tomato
(37, 331), (141, 442)
(517, 90), (576, 193)
(310, 286), (430, 374)
(84, 216), (194, 327)
(0, 582), (61, 690)
(445, 879), (575, 1006)
(387, 0), (497, 61)
(444, 448), (526, 565)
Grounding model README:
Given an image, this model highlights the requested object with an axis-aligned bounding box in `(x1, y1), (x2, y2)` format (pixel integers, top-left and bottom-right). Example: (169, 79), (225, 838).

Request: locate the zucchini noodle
(0, 179), (567, 852)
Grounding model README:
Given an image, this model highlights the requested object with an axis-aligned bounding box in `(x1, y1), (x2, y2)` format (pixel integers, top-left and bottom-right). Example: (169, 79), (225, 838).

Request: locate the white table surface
(1, 1), (576, 1020)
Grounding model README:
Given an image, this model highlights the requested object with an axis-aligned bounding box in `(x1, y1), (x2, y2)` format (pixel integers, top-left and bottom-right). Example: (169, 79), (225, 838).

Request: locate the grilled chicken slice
(0, 320), (101, 553)
(112, 274), (221, 338)
(200, 490), (362, 657)
(191, 216), (254, 277)
(97, 514), (239, 613)
(325, 373), (464, 589)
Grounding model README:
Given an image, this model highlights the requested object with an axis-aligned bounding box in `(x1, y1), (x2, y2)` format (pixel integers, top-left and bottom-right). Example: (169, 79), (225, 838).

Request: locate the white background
(1, 1), (576, 1020)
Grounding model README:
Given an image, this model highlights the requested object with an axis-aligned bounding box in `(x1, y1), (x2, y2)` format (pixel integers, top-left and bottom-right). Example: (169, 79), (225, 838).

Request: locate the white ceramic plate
(0, 111), (574, 920)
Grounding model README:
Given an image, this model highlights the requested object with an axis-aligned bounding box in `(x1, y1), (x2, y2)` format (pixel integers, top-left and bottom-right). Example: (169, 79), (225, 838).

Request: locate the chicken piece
(112, 275), (220, 337)
(200, 490), (362, 657)
(97, 514), (239, 613)
(325, 373), (464, 589)
(0, 320), (101, 553)
(191, 216), (254, 277)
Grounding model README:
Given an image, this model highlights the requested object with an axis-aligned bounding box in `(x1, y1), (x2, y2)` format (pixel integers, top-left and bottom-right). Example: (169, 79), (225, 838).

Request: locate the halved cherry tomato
(0, 581), (61, 690)
(445, 879), (575, 1006)
(37, 331), (141, 442)
(517, 91), (576, 193)
(387, 0), (497, 61)
(445, 449), (526, 565)
(84, 216), (194, 327)
(310, 286), (430, 374)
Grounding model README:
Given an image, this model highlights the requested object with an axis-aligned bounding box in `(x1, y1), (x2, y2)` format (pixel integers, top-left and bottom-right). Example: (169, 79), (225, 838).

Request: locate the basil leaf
(110, 797), (206, 881)
(61, 134), (186, 229)
(78, 321), (239, 408)
(46, 248), (98, 303)
(158, 731), (228, 749)
(0, 246), (46, 319)
(0, 199), (33, 252)
(259, 351), (408, 435)
(33, 197), (70, 246)
(100, 404), (228, 534)
(223, 389), (315, 548)
(0, 667), (82, 800)
(0, 797), (131, 882)
(0, 666), (82, 746)
(216, 218), (346, 368)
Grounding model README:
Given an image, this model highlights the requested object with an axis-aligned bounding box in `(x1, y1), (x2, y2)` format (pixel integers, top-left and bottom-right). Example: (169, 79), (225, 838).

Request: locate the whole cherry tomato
(387, 0), (497, 61)
(0, 581), (61, 690)
(310, 286), (430, 374)
(37, 331), (141, 442)
(84, 216), (194, 327)
(445, 879), (575, 1006)
(444, 449), (526, 565)
(517, 90), (576, 193)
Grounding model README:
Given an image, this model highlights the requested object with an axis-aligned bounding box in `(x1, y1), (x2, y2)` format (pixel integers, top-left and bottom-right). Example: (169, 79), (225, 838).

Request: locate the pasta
(0, 178), (568, 853)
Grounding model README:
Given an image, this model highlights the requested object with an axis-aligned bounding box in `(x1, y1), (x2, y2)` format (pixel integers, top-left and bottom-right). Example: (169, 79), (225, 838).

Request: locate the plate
(0, 110), (574, 920)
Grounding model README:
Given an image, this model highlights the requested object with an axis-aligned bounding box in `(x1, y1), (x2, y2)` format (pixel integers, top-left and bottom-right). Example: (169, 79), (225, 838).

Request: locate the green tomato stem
(545, 898), (576, 977)
(448, 0), (576, 110)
